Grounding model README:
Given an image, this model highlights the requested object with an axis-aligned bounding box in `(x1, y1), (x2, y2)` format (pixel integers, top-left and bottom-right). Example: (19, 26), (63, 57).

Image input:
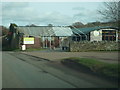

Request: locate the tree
(71, 22), (84, 28)
(0, 26), (9, 36)
(9, 23), (18, 32)
(98, 1), (119, 22)
(48, 24), (53, 27)
(26, 24), (37, 27)
(2, 26), (9, 36)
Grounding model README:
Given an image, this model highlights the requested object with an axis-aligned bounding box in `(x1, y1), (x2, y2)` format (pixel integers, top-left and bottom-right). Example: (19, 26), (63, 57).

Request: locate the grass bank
(61, 57), (119, 81)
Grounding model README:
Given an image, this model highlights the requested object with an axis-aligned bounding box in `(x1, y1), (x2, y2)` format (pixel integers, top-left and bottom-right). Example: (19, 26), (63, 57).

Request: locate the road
(2, 52), (118, 88)
(2, 52), (75, 88)
(0, 51), (2, 90)
(0, 37), (2, 89)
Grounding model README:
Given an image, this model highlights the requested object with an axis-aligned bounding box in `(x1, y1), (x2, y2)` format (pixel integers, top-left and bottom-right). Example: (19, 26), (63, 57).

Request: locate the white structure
(21, 45), (26, 50)
(90, 30), (102, 41)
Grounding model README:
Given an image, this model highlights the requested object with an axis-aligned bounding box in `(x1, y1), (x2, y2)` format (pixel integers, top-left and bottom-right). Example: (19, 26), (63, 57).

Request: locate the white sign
(23, 37), (34, 44)
(94, 31), (99, 36)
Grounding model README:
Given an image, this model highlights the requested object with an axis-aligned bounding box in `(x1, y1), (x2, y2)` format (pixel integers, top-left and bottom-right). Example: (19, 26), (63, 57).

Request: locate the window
(102, 30), (116, 41)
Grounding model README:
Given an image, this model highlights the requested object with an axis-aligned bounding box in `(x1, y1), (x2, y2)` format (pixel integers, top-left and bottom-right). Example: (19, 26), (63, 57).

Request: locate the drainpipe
(43, 36), (45, 48)
(45, 37), (47, 48)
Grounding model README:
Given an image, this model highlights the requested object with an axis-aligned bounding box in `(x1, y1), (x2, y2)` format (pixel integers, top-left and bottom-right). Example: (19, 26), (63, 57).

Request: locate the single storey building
(8, 24), (119, 51)
(9, 24), (73, 50)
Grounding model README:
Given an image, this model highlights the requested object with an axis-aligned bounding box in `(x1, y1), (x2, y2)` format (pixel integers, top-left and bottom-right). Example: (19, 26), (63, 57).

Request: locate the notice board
(23, 37), (34, 44)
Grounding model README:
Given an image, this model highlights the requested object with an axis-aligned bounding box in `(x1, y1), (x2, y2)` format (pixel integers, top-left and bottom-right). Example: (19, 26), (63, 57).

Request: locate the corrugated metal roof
(17, 26), (55, 37)
(17, 26), (73, 37)
(53, 27), (73, 36)
(72, 26), (118, 35)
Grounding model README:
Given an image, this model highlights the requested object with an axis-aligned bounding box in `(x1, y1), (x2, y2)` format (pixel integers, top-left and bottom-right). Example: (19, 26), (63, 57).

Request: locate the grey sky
(1, 2), (104, 27)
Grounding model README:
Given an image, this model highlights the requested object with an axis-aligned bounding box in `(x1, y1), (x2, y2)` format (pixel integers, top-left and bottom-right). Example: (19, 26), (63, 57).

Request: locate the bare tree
(48, 24), (53, 27)
(71, 22), (84, 28)
(98, 1), (119, 22)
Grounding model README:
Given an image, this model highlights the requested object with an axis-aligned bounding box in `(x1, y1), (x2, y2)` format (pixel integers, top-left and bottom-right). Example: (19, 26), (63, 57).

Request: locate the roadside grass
(87, 50), (120, 52)
(2, 47), (20, 51)
(61, 57), (119, 80)
(71, 50), (120, 52)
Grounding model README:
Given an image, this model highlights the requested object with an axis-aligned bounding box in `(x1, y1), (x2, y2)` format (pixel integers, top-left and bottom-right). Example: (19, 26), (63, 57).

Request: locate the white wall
(90, 30), (102, 42)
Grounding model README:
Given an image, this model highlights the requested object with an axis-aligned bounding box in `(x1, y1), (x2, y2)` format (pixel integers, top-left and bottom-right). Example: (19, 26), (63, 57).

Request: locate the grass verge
(61, 57), (119, 81)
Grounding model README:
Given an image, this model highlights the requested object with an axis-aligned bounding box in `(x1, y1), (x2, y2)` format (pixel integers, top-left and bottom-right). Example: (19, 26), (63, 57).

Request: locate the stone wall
(70, 41), (119, 52)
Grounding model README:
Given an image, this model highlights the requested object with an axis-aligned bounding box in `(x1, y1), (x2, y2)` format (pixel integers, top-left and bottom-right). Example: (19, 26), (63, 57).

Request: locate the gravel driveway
(22, 51), (119, 63)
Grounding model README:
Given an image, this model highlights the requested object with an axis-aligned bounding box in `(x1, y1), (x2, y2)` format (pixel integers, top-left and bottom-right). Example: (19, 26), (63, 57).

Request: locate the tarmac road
(2, 52), (75, 88)
(2, 52), (118, 88)
(0, 37), (2, 89)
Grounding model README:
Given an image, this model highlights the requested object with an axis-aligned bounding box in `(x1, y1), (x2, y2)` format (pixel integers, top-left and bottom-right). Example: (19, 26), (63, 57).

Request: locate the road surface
(2, 52), (118, 88)
(2, 52), (75, 88)
(0, 37), (2, 89)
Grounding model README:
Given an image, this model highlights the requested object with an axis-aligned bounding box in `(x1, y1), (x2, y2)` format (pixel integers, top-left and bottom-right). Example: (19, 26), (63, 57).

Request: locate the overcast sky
(1, 2), (104, 27)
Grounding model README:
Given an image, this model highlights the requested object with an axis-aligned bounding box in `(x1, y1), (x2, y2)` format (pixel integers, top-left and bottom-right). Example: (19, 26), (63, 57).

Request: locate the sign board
(23, 37), (34, 44)
(94, 31), (99, 36)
